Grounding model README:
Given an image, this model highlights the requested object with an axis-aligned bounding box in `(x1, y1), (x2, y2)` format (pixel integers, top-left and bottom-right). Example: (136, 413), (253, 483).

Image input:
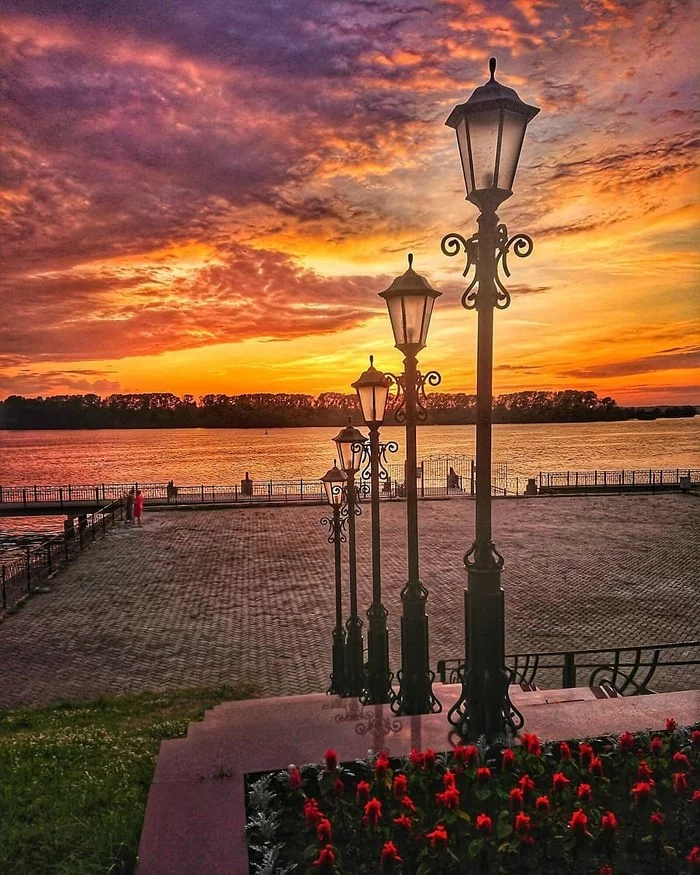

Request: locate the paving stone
(0, 493), (698, 708)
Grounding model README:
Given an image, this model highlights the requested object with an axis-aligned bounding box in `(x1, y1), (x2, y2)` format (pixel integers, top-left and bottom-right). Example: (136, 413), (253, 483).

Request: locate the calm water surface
(1, 419), (698, 550)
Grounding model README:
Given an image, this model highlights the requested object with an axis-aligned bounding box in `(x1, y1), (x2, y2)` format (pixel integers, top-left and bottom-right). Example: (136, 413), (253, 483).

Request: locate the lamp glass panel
(497, 108), (528, 192)
(323, 480), (334, 505)
(455, 117), (474, 195)
(350, 439), (365, 472)
(372, 383), (389, 423)
(385, 295), (406, 347)
(357, 385), (377, 424)
(401, 295), (428, 348)
(334, 438), (353, 473)
(467, 107), (500, 190)
(419, 297), (436, 348)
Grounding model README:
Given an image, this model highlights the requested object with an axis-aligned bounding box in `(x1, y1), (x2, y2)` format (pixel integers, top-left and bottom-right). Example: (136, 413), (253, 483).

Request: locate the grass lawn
(0, 684), (257, 874)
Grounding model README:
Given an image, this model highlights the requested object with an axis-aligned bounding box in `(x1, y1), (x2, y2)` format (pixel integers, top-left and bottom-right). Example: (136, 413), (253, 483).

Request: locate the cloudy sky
(1, 0), (698, 404)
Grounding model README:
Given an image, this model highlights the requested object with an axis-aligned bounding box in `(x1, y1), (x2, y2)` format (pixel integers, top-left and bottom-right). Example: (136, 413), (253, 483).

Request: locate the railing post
(59, 487), (64, 508)
(235, 484), (238, 502)
(1, 565), (5, 610)
(575, 471), (579, 487)
(95, 487), (100, 504)
(201, 485), (204, 502)
(269, 479), (272, 498)
(102, 483), (106, 499)
(34, 485), (38, 501)
(563, 652), (576, 688)
(567, 470), (570, 486)
(300, 478), (303, 499)
(68, 484), (72, 501)
(23, 488), (27, 507)
(594, 471), (598, 486)
(632, 470), (635, 485)
(603, 471), (607, 486)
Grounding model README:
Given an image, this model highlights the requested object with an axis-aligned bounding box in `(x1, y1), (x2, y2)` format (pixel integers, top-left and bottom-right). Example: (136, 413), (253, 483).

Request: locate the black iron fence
(538, 468), (699, 493)
(1, 500), (124, 614)
(437, 640), (700, 696)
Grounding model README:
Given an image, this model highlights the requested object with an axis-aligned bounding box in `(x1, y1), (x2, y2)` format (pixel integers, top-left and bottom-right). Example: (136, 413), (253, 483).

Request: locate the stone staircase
(136, 684), (699, 874)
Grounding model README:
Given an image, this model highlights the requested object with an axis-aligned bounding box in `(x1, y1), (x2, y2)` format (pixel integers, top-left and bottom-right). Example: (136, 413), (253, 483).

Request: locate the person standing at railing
(125, 488), (135, 525)
(134, 489), (144, 526)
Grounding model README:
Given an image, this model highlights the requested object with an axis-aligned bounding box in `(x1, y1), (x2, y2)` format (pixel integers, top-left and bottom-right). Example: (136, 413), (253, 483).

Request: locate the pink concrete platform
(137, 685), (699, 874)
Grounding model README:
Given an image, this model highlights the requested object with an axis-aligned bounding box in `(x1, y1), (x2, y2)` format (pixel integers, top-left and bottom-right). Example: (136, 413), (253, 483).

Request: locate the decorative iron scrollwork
(360, 440), (398, 483)
(319, 505), (347, 544)
(385, 371), (442, 424)
(464, 539), (505, 571)
(447, 664), (524, 735)
(441, 224), (534, 311)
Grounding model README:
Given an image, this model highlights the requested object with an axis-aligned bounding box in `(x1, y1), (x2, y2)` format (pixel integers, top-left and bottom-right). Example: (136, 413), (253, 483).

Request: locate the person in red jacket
(134, 489), (145, 526)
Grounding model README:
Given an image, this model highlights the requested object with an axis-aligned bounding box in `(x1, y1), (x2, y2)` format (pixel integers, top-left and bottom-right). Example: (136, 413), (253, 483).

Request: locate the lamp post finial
(489, 57), (496, 80)
(408, 252), (413, 269)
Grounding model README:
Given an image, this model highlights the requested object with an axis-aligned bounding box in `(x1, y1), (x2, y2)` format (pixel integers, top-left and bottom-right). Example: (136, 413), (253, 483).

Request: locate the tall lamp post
(441, 57), (539, 741)
(320, 461), (347, 696)
(332, 422), (367, 698)
(352, 357), (394, 705)
(379, 255), (443, 716)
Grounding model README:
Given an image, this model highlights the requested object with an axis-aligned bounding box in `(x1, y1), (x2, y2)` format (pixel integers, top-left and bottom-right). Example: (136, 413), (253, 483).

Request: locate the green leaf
(497, 820), (513, 839)
(642, 835), (653, 844)
(417, 862), (432, 875)
(468, 839), (483, 859)
(664, 845), (677, 858)
(457, 810), (471, 823)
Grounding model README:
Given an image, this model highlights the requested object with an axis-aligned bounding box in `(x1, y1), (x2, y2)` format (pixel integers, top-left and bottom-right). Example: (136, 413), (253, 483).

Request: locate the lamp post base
(392, 583), (441, 715)
(447, 550), (523, 741)
(361, 604), (394, 705)
(328, 626), (347, 696)
(345, 616), (365, 698)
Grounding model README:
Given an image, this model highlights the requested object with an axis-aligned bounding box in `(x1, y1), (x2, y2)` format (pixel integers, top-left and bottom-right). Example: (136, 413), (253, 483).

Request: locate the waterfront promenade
(0, 493), (698, 709)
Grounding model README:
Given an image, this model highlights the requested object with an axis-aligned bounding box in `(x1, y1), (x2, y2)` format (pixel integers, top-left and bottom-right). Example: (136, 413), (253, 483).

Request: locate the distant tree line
(0, 390), (695, 430)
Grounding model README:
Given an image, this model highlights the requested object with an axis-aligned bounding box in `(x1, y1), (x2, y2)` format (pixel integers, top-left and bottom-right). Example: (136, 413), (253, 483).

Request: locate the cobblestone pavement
(0, 494), (698, 708)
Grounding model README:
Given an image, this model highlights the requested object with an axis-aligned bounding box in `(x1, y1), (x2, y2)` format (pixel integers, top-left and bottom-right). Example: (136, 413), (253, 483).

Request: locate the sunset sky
(1, 0), (698, 405)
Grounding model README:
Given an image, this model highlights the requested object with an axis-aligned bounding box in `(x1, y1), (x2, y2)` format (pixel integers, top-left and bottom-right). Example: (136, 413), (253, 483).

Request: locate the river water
(1, 419), (698, 553)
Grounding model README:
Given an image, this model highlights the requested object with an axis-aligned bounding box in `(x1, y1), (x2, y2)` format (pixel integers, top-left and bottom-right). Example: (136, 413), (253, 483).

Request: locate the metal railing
(1, 500), (124, 615)
(437, 640), (700, 696)
(538, 468), (699, 493)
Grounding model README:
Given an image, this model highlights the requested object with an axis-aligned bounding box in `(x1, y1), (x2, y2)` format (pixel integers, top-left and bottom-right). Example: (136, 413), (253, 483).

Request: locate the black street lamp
(332, 421), (367, 698)
(441, 57), (540, 741)
(379, 255), (443, 716)
(320, 460), (347, 696)
(352, 356), (394, 705)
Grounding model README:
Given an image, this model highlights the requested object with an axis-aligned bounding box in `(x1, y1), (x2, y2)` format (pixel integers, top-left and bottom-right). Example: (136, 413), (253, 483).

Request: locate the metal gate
(384, 454), (512, 498)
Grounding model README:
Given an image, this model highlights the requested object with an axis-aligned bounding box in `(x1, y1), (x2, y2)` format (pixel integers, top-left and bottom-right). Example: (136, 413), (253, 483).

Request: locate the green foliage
(0, 684), (256, 875)
(1, 390), (695, 429)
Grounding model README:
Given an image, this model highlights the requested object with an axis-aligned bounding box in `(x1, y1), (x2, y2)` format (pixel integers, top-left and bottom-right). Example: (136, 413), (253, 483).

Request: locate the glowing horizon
(1, 0), (698, 407)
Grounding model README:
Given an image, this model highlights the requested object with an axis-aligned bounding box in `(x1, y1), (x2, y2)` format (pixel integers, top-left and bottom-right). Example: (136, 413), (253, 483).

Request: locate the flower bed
(245, 720), (700, 874)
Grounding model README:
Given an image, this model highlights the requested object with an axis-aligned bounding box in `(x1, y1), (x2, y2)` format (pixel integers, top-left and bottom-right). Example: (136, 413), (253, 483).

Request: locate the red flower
(324, 749), (338, 772)
(519, 774), (535, 797)
(509, 787), (524, 811)
(460, 744), (479, 767)
(393, 814), (413, 831)
(693, 789), (700, 805)
(288, 766), (302, 790)
(333, 778), (344, 797)
(392, 773), (408, 799)
(558, 741), (572, 762)
(380, 840), (401, 870)
(649, 811), (664, 831)
(673, 771), (688, 794)
(673, 751), (691, 771)
(692, 730), (700, 750)
(649, 736), (663, 757)
(599, 866), (614, 875)
(443, 770), (456, 788)
(312, 844), (336, 873)
(502, 747), (516, 770)
(317, 818), (332, 844)
(477, 767), (492, 784)
(436, 786), (460, 809)
(631, 781), (653, 805)
(535, 795), (550, 814)
(356, 781), (370, 802)
(578, 783), (592, 802)
(553, 772), (570, 793)
(522, 732), (542, 756)
(400, 795), (416, 813)
(601, 811), (618, 837)
(363, 797), (382, 826)
(409, 748), (423, 768)
(687, 846), (700, 873)
(515, 812), (533, 843)
(476, 813), (492, 835)
(666, 717), (677, 732)
(619, 731), (634, 752)
(579, 743), (594, 768)
(569, 809), (590, 839)
(304, 799), (322, 829)
(375, 752), (390, 780)
(590, 756), (605, 778)
(423, 749), (436, 770)
(426, 824), (448, 851)
(637, 760), (653, 781)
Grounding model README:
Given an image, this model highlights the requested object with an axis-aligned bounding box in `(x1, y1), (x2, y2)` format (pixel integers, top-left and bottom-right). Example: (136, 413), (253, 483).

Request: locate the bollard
(563, 652), (576, 688)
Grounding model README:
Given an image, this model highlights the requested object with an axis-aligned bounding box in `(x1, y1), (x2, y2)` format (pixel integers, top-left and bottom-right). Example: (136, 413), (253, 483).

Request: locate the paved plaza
(0, 493), (698, 709)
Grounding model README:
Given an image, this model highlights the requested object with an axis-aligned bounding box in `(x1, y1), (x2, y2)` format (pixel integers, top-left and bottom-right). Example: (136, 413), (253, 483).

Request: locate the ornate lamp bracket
(385, 370), (441, 423)
(360, 439), (398, 484)
(441, 225), (534, 311)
